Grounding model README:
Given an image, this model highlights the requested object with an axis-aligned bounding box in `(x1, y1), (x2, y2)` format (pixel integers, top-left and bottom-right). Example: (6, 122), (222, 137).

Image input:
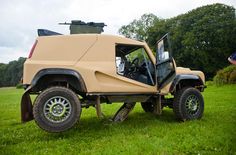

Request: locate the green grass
(0, 85), (236, 155)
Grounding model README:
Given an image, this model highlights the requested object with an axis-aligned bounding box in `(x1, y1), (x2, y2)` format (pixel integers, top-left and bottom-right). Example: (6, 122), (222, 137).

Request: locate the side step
(112, 102), (136, 122)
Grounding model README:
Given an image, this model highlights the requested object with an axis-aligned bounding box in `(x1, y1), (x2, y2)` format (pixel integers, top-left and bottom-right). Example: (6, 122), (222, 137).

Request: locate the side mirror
(157, 40), (164, 57)
(157, 40), (169, 61)
(162, 51), (169, 60)
(156, 33), (172, 62)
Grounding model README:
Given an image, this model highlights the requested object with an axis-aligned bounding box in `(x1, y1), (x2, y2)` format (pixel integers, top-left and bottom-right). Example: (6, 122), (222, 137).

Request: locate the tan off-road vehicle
(21, 32), (206, 132)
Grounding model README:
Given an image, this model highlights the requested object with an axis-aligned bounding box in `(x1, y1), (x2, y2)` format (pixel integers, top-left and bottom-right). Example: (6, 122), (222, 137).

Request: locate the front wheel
(173, 87), (204, 121)
(33, 86), (81, 132)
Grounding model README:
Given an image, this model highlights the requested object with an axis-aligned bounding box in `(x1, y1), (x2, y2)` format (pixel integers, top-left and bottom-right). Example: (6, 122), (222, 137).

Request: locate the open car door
(156, 33), (176, 89)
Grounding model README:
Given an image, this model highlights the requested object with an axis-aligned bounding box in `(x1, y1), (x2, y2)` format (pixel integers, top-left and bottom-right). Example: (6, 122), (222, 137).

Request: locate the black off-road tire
(141, 102), (155, 113)
(173, 87), (204, 121)
(33, 86), (81, 132)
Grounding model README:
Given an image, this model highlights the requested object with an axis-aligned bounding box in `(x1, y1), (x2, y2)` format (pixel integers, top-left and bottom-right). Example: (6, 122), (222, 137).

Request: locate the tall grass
(213, 65), (236, 86)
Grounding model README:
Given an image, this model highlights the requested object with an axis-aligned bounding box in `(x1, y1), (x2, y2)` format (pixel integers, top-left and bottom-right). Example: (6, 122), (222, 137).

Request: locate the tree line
(0, 57), (26, 87)
(1, 3), (235, 87)
(119, 3), (236, 79)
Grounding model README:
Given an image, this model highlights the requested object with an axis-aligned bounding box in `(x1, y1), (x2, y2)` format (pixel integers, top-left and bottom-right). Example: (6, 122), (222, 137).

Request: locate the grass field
(0, 85), (235, 155)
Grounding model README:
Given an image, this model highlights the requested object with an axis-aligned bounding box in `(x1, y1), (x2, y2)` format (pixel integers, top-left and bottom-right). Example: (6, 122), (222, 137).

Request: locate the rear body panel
(23, 34), (98, 85)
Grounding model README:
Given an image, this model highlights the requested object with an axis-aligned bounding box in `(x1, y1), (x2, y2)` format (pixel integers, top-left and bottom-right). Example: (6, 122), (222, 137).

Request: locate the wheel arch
(30, 68), (87, 94)
(170, 74), (205, 93)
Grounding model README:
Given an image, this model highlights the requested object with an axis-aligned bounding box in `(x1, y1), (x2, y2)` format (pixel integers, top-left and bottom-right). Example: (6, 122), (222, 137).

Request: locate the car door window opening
(115, 44), (155, 86)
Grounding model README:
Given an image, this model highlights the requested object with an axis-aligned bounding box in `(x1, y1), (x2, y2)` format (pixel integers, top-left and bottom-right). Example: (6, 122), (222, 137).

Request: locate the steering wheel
(131, 57), (139, 67)
(124, 57), (139, 78)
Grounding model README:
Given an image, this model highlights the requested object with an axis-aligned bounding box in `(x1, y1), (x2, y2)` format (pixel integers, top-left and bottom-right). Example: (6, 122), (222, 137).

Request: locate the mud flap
(21, 87), (34, 122)
(112, 102), (136, 122)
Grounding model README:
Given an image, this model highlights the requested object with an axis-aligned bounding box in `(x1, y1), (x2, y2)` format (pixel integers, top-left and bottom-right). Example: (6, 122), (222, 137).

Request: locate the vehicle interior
(115, 44), (155, 86)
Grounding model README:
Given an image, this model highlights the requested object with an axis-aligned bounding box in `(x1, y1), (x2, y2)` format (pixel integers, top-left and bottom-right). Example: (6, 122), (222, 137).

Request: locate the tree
(120, 3), (236, 79)
(118, 13), (159, 41)
(0, 57), (26, 87)
(0, 63), (7, 86)
(169, 3), (236, 78)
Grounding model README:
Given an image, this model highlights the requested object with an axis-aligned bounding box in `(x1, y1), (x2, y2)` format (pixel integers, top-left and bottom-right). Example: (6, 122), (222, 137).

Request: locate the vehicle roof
(38, 34), (146, 45)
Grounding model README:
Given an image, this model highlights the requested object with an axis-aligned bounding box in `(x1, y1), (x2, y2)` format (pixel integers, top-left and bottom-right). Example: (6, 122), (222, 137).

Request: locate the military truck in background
(21, 21), (206, 132)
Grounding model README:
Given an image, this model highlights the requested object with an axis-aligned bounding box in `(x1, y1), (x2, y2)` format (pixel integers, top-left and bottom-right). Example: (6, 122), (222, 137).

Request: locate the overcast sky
(0, 0), (235, 63)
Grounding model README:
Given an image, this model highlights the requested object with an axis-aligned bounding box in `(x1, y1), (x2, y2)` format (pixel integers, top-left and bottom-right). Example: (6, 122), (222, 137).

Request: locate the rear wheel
(141, 99), (165, 113)
(33, 86), (81, 132)
(173, 87), (204, 121)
